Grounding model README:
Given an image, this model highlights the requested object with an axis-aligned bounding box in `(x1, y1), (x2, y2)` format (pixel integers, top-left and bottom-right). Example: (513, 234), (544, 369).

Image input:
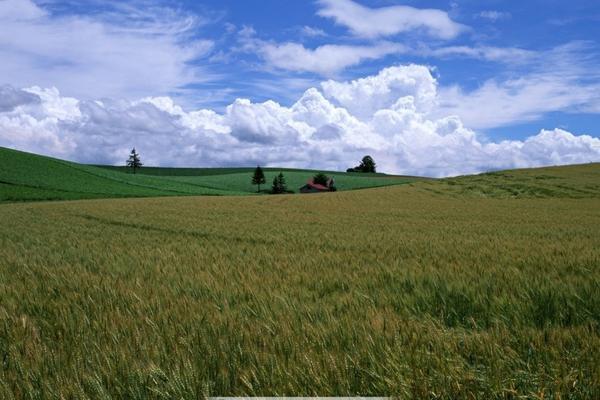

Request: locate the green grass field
(0, 147), (416, 203)
(0, 148), (599, 398)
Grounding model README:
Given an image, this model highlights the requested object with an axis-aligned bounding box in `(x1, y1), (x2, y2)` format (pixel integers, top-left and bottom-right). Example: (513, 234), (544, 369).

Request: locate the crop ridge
(72, 213), (275, 246)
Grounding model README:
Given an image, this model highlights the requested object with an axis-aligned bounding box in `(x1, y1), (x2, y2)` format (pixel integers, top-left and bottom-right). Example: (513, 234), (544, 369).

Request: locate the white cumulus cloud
(0, 85), (40, 112)
(321, 65), (438, 119)
(1, 65), (598, 177)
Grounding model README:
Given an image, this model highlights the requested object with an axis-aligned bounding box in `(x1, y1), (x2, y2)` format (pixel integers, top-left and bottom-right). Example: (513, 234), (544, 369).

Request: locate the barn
(299, 177), (335, 193)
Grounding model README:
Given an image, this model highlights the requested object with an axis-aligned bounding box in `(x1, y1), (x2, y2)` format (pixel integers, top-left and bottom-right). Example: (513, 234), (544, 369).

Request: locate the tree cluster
(347, 155), (376, 173)
(313, 172), (336, 191)
(252, 166), (291, 194)
(312, 172), (329, 186)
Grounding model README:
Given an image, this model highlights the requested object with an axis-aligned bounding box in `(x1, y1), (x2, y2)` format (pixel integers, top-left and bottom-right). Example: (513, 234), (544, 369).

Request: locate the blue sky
(32, 0), (600, 140)
(0, 0), (599, 175)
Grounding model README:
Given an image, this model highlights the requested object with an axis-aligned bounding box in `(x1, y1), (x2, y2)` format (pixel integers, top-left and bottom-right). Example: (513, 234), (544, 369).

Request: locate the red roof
(308, 183), (328, 190)
(306, 179), (329, 191)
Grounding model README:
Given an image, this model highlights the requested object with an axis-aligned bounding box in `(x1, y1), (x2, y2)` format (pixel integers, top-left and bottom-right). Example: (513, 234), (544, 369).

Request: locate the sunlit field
(0, 164), (599, 398)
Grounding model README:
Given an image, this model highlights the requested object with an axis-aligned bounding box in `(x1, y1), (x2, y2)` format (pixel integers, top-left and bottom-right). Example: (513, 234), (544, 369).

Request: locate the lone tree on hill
(252, 165), (266, 192)
(271, 172), (287, 194)
(348, 155), (376, 173)
(126, 148), (142, 174)
(360, 155), (376, 173)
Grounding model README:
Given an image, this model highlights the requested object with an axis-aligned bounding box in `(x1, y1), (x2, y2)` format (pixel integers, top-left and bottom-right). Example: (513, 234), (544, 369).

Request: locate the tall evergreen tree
(126, 148), (143, 174)
(271, 172), (287, 194)
(252, 165), (266, 192)
(277, 172), (287, 192)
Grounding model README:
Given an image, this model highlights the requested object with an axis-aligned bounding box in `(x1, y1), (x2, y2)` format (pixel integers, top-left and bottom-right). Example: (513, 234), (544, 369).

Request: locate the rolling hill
(2, 146), (599, 203)
(420, 163), (600, 198)
(0, 146), (419, 202)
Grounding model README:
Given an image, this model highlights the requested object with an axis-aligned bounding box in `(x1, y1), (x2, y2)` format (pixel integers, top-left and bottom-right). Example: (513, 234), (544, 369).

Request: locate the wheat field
(1, 166), (599, 398)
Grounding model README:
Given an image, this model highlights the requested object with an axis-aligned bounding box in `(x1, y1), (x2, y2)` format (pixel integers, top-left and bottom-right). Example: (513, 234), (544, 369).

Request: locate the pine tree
(271, 175), (280, 194)
(271, 172), (287, 194)
(126, 148), (143, 174)
(277, 172), (287, 192)
(252, 165), (266, 192)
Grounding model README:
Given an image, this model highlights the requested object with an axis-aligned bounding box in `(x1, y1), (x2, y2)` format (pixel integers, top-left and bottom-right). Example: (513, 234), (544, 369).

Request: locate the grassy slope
(167, 171), (414, 193)
(0, 147), (246, 202)
(424, 163), (600, 198)
(97, 165), (416, 193)
(0, 163), (599, 398)
(0, 147), (416, 202)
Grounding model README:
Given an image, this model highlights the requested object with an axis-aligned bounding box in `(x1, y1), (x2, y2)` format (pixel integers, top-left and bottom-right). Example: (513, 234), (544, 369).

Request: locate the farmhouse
(299, 177), (335, 193)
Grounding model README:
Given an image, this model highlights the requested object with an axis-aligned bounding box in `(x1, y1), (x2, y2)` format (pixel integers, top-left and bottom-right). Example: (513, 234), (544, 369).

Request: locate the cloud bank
(1, 65), (598, 177)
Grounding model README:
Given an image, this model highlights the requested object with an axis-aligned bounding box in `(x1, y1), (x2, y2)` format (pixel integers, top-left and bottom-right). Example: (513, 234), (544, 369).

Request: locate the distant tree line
(252, 166), (292, 194)
(123, 150), (377, 194)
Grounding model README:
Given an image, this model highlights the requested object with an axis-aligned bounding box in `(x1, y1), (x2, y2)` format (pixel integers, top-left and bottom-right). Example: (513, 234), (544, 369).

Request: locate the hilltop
(2, 146), (599, 203)
(421, 163), (600, 199)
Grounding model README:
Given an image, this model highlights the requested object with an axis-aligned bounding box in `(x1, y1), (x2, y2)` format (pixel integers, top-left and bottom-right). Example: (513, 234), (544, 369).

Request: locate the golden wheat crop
(0, 178), (599, 398)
